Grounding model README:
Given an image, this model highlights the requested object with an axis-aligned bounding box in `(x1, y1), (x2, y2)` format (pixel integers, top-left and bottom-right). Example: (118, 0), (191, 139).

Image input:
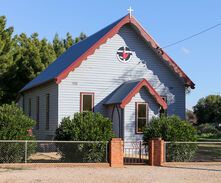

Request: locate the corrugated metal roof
(20, 14), (195, 92)
(20, 15), (127, 92)
(105, 79), (144, 105)
(104, 78), (168, 109)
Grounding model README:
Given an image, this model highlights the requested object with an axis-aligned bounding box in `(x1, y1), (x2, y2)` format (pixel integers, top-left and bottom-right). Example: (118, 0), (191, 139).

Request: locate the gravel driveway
(0, 164), (221, 183)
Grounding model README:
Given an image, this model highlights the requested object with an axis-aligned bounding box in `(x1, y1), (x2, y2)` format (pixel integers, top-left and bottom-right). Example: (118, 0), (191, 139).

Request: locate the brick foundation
(109, 138), (123, 167)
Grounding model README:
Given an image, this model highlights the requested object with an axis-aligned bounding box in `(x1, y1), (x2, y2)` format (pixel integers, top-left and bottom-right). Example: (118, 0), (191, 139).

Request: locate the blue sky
(1, 0), (221, 109)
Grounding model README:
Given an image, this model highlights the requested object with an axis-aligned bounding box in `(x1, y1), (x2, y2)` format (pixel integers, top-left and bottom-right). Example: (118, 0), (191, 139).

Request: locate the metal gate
(124, 141), (148, 165)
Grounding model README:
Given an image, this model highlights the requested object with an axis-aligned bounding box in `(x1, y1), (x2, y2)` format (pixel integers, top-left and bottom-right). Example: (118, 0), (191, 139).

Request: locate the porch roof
(104, 78), (167, 109)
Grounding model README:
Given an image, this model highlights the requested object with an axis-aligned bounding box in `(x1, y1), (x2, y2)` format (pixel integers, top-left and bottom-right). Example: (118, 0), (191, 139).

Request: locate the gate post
(148, 138), (164, 166)
(110, 138), (123, 167)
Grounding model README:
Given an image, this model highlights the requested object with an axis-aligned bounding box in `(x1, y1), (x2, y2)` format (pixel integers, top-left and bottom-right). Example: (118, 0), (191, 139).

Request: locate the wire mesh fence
(0, 140), (109, 164)
(124, 141), (148, 165)
(165, 141), (221, 162)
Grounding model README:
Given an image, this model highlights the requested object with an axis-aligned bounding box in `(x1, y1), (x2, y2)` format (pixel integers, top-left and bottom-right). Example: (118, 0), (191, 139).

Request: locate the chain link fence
(0, 140), (109, 164)
(165, 141), (221, 162)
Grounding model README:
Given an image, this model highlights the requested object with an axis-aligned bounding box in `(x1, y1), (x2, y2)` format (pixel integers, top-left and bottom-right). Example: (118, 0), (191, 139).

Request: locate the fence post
(148, 139), (154, 166)
(139, 141), (142, 161)
(148, 138), (164, 166)
(109, 138), (123, 167)
(164, 142), (167, 163)
(105, 142), (108, 162)
(25, 140), (28, 163)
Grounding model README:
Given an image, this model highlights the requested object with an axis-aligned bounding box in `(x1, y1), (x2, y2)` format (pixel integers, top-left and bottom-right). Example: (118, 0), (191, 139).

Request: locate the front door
(111, 105), (123, 138)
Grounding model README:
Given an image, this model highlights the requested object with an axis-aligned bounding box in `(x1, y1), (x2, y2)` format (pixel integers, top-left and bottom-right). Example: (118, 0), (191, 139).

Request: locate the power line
(161, 22), (221, 49)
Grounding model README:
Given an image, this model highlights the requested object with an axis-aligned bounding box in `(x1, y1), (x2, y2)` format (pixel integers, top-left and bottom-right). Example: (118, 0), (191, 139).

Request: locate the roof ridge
(20, 14), (194, 93)
(20, 15), (129, 92)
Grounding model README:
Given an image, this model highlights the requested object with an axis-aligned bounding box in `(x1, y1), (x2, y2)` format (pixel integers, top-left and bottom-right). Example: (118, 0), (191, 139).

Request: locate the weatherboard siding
(124, 87), (159, 142)
(21, 82), (58, 140)
(58, 24), (186, 129)
(17, 95), (24, 109)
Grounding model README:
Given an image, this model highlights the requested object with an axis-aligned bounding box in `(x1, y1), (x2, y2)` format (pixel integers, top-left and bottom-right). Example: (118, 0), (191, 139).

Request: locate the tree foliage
(0, 16), (15, 103)
(196, 123), (221, 138)
(55, 112), (113, 141)
(0, 103), (36, 163)
(0, 103), (35, 140)
(186, 109), (197, 124)
(0, 15), (87, 105)
(193, 95), (221, 125)
(53, 33), (66, 58)
(55, 112), (113, 162)
(143, 116), (197, 162)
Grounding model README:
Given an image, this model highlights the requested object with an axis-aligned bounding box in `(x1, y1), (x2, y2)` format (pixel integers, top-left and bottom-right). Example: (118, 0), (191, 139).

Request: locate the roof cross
(127, 6), (134, 18)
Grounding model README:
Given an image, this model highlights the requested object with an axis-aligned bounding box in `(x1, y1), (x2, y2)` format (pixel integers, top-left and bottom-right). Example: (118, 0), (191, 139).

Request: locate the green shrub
(196, 123), (221, 136)
(0, 103), (36, 163)
(143, 115), (197, 162)
(196, 123), (221, 138)
(55, 112), (113, 162)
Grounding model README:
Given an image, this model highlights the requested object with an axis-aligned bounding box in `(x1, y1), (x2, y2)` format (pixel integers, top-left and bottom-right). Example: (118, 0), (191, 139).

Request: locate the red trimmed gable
(120, 79), (167, 110)
(56, 14), (195, 89)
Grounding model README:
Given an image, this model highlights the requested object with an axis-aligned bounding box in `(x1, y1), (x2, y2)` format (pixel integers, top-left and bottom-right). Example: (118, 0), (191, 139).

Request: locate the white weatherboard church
(18, 12), (195, 140)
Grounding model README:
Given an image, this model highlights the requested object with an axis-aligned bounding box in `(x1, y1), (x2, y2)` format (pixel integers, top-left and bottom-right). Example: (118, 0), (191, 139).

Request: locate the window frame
(160, 96), (167, 117)
(46, 94), (50, 130)
(80, 92), (94, 112)
(36, 96), (40, 130)
(135, 102), (148, 134)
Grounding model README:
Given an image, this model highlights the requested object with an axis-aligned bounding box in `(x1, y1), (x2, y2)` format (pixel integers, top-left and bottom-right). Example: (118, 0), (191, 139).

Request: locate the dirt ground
(0, 164), (221, 183)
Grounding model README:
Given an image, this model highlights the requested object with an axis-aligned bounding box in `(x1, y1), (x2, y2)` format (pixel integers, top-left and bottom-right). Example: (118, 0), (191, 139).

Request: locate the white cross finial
(127, 6), (134, 18)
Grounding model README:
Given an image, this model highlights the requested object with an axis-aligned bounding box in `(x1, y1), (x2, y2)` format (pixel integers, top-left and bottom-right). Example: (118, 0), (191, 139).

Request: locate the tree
(143, 116), (197, 162)
(0, 16), (15, 104)
(0, 103), (36, 163)
(55, 112), (113, 162)
(0, 16), (14, 76)
(40, 38), (56, 67)
(53, 33), (65, 57)
(0, 15), (87, 105)
(0, 33), (57, 104)
(64, 32), (74, 50)
(74, 32), (87, 44)
(193, 95), (221, 125)
(3, 33), (49, 103)
(186, 109), (197, 124)
(79, 32), (87, 41)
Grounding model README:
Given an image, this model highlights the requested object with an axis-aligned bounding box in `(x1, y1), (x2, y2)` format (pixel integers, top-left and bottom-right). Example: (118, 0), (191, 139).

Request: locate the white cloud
(181, 47), (190, 55)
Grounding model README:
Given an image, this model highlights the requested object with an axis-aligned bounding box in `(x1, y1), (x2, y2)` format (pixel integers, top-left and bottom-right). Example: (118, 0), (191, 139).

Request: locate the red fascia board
(55, 16), (130, 84)
(130, 17), (195, 89)
(55, 15), (195, 89)
(120, 79), (167, 110)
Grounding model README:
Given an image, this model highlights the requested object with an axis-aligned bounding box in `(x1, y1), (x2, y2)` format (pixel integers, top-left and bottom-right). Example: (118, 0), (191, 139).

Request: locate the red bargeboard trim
(55, 15), (195, 89)
(120, 79), (167, 110)
(55, 15), (130, 84)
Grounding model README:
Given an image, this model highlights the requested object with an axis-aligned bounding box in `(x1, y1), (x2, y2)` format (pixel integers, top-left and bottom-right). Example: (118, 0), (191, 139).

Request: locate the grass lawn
(193, 143), (221, 162)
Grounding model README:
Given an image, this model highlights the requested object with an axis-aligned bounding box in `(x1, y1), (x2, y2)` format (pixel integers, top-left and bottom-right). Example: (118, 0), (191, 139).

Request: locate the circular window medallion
(116, 46), (132, 63)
